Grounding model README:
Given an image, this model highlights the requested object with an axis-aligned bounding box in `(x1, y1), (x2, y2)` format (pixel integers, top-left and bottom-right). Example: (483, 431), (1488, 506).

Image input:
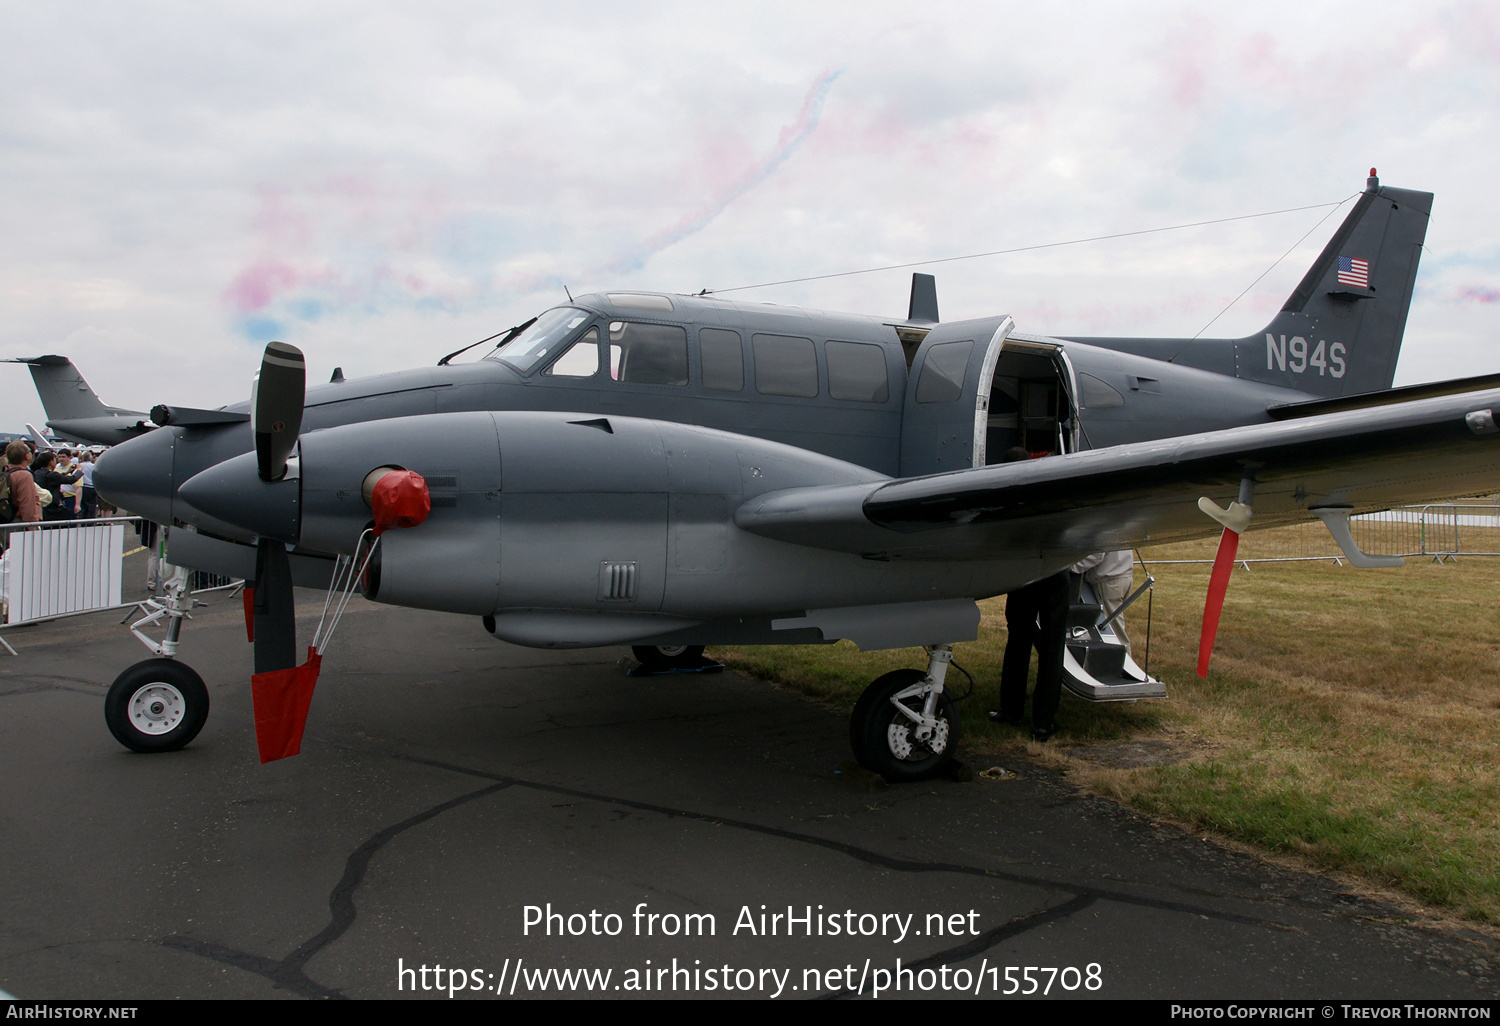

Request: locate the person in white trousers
(1072, 550), (1135, 652)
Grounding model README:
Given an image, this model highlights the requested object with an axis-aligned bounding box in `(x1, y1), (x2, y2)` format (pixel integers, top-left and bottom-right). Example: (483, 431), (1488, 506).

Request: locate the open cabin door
(974, 335), (1080, 465)
(900, 319), (1080, 476)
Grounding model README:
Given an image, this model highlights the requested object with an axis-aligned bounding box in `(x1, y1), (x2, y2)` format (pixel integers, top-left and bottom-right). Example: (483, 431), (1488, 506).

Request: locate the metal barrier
(1142, 502), (1500, 565)
(0, 516), (159, 653)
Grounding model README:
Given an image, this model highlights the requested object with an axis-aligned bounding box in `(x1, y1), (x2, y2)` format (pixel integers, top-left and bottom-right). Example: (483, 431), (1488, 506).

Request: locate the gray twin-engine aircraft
(88, 170), (1500, 778)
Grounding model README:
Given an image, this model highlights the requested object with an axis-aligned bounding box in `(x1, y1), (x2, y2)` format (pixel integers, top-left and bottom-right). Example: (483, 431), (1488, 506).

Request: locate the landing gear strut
(849, 644), (961, 782)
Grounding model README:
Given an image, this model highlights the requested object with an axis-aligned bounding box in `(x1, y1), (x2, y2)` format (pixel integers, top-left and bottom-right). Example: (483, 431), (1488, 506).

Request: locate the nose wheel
(104, 659), (209, 753)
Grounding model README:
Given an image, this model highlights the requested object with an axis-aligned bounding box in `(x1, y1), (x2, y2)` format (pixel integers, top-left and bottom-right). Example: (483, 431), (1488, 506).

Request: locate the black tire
(631, 644), (705, 670)
(104, 659), (209, 753)
(849, 668), (961, 783)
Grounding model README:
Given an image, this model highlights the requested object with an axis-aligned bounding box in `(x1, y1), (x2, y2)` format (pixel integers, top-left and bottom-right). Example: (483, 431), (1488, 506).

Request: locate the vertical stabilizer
(4, 355), (125, 420)
(1234, 171), (1432, 397)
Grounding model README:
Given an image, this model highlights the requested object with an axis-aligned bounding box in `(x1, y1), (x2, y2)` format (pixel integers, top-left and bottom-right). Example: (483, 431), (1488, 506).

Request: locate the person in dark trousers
(992, 446), (1070, 741)
(76, 452), (98, 519)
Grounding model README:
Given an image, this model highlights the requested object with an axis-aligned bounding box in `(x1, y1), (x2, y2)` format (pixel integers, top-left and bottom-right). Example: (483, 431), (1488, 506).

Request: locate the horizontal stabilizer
(1266, 372), (1500, 420)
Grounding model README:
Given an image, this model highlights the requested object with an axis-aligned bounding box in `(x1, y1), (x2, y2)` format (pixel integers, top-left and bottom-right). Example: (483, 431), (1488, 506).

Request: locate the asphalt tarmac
(2, 568), (1497, 1001)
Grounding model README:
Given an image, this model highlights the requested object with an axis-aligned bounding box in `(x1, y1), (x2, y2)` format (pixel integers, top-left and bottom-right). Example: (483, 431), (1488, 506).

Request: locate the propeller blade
(250, 537), (322, 763)
(252, 341), (305, 482)
(1196, 527), (1240, 677)
(251, 538), (297, 674)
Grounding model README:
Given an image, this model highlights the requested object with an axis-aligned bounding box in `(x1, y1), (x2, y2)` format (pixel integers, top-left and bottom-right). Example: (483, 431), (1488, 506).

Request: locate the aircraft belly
(659, 530), (1057, 620)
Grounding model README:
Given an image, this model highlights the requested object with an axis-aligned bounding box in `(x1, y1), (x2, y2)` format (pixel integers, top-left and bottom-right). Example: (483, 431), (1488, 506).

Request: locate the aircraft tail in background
(3, 355), (134, 421)
(1070, 171), (1433, 400)
(3, 355), (151, 445)
(25, 424), (55, 450)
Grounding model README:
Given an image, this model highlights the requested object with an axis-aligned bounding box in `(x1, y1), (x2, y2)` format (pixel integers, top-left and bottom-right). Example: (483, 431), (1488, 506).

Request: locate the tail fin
(25, 424), (54, 450)
(1233, 171), (1432, 397)
(3, 355), (126, 420)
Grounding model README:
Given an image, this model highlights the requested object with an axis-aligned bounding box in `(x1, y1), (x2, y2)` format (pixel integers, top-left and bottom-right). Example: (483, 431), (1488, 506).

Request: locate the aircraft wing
(736, 388), (1500, 561)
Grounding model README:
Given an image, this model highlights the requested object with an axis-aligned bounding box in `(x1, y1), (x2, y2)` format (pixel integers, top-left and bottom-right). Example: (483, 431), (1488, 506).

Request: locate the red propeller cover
(370, 470), (431, 535)
(252, 647), (322, 763)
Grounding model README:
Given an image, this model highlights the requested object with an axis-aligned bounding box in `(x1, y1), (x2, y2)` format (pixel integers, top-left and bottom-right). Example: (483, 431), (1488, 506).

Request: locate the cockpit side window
(491, 307), (592, 373)
(608, 321), (688, 386)
(541, 327), (600, 377)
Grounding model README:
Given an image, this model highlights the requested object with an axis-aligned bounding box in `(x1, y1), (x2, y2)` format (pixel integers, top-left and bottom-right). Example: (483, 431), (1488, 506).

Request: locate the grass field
(710, 539), (1500, 925)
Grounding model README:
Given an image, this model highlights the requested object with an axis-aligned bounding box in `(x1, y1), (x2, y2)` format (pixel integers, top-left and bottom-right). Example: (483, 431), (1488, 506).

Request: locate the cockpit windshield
(488, 307), (592, 373)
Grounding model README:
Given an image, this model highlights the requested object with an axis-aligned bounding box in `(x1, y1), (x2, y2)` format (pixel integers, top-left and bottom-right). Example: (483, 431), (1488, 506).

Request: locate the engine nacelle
(319, 410), (884, 623)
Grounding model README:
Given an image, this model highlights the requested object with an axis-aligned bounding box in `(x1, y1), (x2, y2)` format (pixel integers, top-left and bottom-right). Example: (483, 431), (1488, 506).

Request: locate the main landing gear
(631, 644), (707, 671)
(849, 644), (960, 783)
(105, 564), (211, 753)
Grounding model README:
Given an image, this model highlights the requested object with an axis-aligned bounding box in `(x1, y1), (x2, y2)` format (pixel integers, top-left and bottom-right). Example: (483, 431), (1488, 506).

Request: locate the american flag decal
(1337, 256), (1370, 289)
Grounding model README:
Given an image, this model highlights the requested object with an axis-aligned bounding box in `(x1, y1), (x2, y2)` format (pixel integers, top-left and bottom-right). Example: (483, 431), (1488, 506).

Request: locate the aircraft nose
(93, 427), (176, 525)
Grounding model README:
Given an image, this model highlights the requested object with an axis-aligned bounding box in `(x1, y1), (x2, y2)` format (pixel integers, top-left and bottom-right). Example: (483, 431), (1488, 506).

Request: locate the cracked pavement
(1, 584), (1496, 999)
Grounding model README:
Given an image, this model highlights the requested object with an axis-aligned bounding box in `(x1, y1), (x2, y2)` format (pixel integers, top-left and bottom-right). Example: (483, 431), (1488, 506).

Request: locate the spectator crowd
(3, 439), (110, 528)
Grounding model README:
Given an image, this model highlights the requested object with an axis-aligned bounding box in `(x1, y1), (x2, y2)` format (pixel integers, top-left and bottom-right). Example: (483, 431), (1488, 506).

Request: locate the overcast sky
(1, 1), (1497, 430)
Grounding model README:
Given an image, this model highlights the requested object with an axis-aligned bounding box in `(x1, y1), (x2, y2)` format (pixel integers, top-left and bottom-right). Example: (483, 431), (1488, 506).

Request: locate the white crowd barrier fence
(0, 516), (147, 653)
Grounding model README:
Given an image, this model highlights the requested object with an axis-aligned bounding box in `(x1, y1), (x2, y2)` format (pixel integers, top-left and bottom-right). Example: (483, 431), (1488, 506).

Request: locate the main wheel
(849, 669), (961, 782)
(104, 659), (209, 753)
(631, 645), (705, 671)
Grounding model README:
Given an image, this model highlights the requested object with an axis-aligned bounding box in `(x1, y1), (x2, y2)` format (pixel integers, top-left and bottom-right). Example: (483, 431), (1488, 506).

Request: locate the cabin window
(915, 340), (973, 403)
(752, 333), (818, 397)
(542, 327), (600, 377)
(608, 321), (688, 386)
(1078, 372), (1125, 409)
(699, 328), (744, 391)
(826, 340), (889, 402)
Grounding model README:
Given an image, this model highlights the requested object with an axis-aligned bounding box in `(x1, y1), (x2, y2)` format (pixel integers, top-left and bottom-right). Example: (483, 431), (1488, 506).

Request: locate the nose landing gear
(105, 563), (210, 753)
(104, 658), (209, 753)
